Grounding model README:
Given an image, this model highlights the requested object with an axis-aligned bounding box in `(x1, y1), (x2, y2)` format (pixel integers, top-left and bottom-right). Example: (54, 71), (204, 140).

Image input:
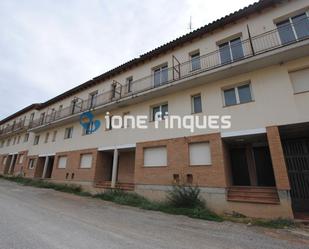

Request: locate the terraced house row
(1, 0), (309, 219)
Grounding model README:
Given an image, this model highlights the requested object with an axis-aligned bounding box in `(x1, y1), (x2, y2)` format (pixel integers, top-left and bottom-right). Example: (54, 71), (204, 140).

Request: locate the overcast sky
(0, 0), (256, 119)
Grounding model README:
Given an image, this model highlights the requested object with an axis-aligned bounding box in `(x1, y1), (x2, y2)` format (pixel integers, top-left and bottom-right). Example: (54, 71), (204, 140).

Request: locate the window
(153, 64), (168, 87)
(33, 135), (40, 145)
(6, 138), (11, 146)
(190, 51), (201, 71)
(28, 158), (36, 169)
(64, 127), (73, 139)
(71, 99), (78, 114)
(17, 135), (21, 144)
(105, 115), (112, 130)
(111, 83), (117, 99)
(126, 76), (133, 93)
(83, 122), (95, 135)
(80, 154), (93, 168)
(223, 83), (252, 106)
(29, 112), (35, 122)
(39, 112), (45, 125)
(58, 105), (63, 117)
(277, 13), (309, 45)
(191, 94), (202, 113)
(52, 130), (57, 142)
(24, 133), (29, 142)
(57, 156), (67, 169)
(44, 132), (49, 143)
(189, 142), (212, 165)
(289, 68), (309, 94)
(122, 111), (131, 128)
(219, 37), (244, 64)
(0, 140), (4, 148)
(88, 91), (98, 109)
(151, 103), (168, 121)
(144, 147), (167, 167)
(18, 154), (24, 164)
(12, 137), (16, 145)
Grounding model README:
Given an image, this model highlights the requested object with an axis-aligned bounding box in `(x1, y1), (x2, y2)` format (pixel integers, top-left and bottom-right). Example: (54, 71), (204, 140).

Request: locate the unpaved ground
(0, 180), (308, 249)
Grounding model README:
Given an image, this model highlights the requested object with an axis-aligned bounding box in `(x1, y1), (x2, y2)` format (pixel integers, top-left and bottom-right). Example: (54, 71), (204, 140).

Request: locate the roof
(0, 0), (282, 125)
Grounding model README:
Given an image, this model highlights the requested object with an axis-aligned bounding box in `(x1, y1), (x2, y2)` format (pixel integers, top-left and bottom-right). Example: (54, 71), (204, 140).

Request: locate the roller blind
(290, 68), (309, 94)
(58, 156), (67, 169)
(144, 147), (167, 167)
(189, 142), (211, 165)
(80, 154), (92, 168)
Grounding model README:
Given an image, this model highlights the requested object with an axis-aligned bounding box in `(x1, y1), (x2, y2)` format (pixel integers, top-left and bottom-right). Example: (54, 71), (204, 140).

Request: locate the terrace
(20, 17), (309, 131)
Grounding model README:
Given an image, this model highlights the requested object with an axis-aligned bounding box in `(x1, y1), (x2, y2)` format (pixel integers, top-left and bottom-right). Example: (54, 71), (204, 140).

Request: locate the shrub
(167, 184), (204, 208)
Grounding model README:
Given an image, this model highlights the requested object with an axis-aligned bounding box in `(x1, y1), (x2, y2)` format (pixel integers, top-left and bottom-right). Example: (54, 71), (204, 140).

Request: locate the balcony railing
(27, 18), (309, 130)
(0, 119), (28, 137)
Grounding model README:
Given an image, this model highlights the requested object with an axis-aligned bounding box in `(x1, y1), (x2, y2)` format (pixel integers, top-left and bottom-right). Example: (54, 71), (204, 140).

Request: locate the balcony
(0, 119), (29, 138)
(29, 18), (309, 131)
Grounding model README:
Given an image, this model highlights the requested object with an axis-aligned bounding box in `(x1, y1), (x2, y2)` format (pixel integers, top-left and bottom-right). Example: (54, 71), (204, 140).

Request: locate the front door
(282, 139), (309, 212)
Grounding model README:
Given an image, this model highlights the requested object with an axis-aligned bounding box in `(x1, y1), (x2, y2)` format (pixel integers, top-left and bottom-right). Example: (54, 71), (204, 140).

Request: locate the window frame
(190, 51), (201, 71)
(52, 130), (57, 142)
(150, 103), (168, 121)
(143, 146), (168, 167)
(44, 132), (49, 143)
(126, 76), (133, 93)
(276, 12), (309, 44)
(88, 90), (98, 109)
(189, 142), (212, 166)
(218, 37), (244, 64)
(191, 93), (202, 114)
(79, 153), (93, 169)
(24, 133), (29, 143)
(28, 158), (36, 169)
(64, 127), (73, 139)
(222, 82), (253, 107)
(33, 135), (40, 145)
(153, 63), (168, 87)
(57, 156), (67, 169)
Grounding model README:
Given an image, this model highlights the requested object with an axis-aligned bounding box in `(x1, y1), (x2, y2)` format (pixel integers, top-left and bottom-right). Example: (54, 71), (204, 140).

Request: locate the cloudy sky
(0, 0), (256, 119)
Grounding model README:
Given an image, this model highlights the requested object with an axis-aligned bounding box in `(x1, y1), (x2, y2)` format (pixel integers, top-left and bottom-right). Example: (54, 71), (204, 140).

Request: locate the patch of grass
(251, 218), (296, 229)
(1, 175), (90, 196)
(94, 189), (150, 207)
(94, 188), (223, 222)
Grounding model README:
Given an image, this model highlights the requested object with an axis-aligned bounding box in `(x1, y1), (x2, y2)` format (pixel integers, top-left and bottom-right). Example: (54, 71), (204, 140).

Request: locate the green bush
(167, 184), (204, 208)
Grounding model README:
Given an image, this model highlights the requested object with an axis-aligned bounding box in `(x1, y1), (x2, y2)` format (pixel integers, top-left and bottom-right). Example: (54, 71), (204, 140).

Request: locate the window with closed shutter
(189, 142), (212, 166)
(144, 147), (167, 167)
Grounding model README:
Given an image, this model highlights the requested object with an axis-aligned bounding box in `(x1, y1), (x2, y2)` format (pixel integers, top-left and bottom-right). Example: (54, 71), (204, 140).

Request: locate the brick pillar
(266, 126), (290, 190)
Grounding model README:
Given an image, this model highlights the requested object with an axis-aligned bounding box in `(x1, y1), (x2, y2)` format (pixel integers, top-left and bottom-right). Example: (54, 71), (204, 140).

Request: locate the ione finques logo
(80, 111), (232, 134)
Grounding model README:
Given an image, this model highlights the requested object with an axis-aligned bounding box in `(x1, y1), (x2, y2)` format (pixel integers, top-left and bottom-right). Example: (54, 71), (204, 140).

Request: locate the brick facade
(52, 148), (98, 182)
(266, 126), (290, 190)
(135, 133), (228, 187)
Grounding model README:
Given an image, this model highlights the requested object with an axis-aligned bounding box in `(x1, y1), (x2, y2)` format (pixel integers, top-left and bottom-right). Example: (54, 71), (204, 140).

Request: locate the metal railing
(24, 18), (309, 130)
(0, 119), (28, 137)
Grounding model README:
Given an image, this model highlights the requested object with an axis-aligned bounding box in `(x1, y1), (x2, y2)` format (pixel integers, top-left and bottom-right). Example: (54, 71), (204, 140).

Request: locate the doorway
(44, 156), (55, 179)
(225, 134), (276, 187)
(280, 123), (309, 214)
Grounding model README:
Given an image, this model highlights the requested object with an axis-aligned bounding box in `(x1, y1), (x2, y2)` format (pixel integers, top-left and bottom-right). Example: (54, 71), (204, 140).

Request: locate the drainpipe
(111, 148), (119, 188)
(247, 24), (255, 56)
(42, 156), (49, 179)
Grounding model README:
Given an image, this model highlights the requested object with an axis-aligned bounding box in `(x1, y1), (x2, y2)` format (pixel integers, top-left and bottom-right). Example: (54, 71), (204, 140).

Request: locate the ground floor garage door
(282, 139), (309, 213)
